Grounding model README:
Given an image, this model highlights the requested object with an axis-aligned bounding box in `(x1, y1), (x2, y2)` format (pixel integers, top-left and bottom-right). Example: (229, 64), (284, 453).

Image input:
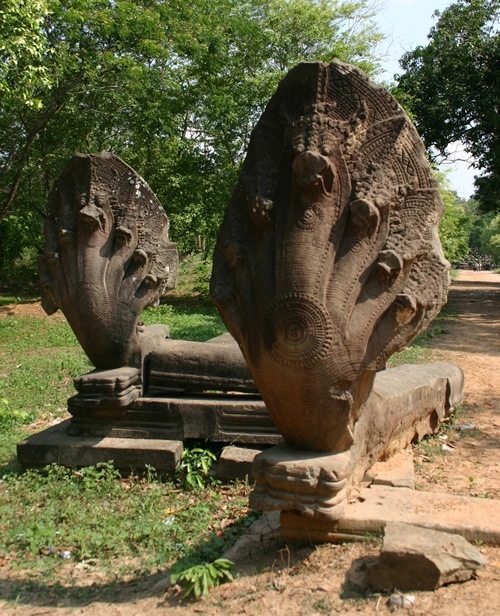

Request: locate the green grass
(0, 463), (254, 586)
(387, 308), (454, 368)
(0, 294), (39, 307)
(143, 299), (226, 341)
(0, 312), (92, 471)
(0, 293), (257, 604)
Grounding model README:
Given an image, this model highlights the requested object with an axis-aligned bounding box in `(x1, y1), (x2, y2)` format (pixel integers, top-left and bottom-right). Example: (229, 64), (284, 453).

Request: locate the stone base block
(17, 420), (183, 474)
(68, 394), (282, 446)
(250, 444), (352, 520)
(215, 446), (262, 481)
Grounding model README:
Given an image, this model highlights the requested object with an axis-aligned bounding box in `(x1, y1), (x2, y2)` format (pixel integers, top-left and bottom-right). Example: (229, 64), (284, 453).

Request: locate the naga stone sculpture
(39, 153), (178, 369)
(38, 152), (261, 439)
(211, 60), (451, 519)
(33, 63), (459, 526)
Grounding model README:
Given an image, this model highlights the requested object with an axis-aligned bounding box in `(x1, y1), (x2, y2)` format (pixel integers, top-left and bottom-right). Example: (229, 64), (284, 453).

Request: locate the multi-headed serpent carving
(39, 153), (178, 369)
(211, 60), (450, 454)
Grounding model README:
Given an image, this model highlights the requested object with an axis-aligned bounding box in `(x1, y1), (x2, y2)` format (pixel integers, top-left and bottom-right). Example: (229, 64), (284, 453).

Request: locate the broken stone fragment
(366, 522), (484, 591)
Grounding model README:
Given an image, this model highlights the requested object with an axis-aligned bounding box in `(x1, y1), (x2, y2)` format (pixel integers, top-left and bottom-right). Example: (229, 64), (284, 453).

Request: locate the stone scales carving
(29, 60), (463, 538)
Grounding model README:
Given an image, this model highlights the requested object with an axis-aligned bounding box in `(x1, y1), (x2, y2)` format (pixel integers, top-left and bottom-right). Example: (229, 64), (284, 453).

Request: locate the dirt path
(432, 269), (500, 408)
(2, 270), (500, 615)
(414, 270), (500, 500)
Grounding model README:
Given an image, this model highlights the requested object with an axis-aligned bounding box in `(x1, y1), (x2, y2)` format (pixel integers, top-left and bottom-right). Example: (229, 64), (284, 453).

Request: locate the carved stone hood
(211, 60), (450, 453)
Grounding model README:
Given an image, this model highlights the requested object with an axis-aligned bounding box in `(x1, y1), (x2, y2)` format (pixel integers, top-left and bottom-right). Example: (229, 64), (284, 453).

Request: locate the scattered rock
(387, 592), (415, 610)
(367, 522), (484, 591)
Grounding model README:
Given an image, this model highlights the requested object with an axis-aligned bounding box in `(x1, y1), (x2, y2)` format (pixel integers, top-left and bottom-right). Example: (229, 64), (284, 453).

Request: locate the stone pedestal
(17, 420), (183, 474)
(251, 445), (351, 520)
(249, 362), (464, 532)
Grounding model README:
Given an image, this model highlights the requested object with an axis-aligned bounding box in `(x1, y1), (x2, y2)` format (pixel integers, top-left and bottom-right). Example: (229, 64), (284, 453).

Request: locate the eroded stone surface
(216, 445), (262, 481)
(69, 367), (142, 414)
(350, 361), (463, 485)
(147, 338), (257, 394)
(250, 445), (352, 520)
(365, 448), (415, 489)
(17, 420), (183, 472)
(279, 485), (500, 546)
(366, 522), (485, 591)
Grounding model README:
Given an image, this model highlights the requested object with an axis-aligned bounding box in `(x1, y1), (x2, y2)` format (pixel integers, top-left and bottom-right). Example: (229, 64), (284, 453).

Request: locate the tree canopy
(436, 171), (474, 264)
(0, 0), (383, 283)
(395, 0), (499, 213)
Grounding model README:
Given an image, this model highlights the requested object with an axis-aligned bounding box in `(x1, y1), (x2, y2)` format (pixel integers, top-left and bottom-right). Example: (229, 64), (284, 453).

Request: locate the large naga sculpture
(211, 60), (450, 457)
(39, 152), (256, 418)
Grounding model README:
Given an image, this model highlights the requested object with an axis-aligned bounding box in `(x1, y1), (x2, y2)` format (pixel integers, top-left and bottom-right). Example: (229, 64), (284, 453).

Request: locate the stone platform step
(17, 420), (183, 473)
(281, 484), (500, 545)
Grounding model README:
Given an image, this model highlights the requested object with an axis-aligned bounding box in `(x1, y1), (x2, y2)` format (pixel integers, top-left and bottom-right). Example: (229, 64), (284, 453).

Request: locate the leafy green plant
(0, 398), (31, 428)
(171, 558), (235, 599)
(178, 447), (217, 490)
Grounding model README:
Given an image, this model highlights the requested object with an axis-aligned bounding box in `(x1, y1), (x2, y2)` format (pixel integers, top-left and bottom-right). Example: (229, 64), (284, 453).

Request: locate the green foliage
(171, 557), (235, 599)
(435, 170), (474, 263)
(396, 0), (500, 212)
(480, 213), (500, 263)
(0, 213), (43, 286)
(172, 255), (214, 299)
(0, 398), (31, 428)
(177, 447), (217, 490)
(0, 0), (384, 270)
(0, 0), (51, 108)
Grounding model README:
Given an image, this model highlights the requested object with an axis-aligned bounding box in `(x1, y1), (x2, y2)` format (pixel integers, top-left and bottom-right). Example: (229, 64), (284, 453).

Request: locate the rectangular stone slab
(17, 420), (183, 473)
(280, 485), (500, 545)
(68, 395), (283, 445)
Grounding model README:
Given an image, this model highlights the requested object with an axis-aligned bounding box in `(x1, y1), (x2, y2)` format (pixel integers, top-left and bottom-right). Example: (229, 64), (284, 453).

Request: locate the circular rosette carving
(263, 294), (333, 367)
(296, 204), (324, 231)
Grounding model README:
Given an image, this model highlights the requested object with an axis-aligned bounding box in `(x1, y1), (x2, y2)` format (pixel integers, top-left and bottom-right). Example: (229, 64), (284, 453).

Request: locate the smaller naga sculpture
(211, 60), (451, 519)
(39, 152), (255, 421)
(39, 153), (178, 369)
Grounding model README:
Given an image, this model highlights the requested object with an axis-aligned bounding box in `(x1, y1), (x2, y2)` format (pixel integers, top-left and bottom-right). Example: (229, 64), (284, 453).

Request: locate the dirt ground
(1, 269), (500, 615)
